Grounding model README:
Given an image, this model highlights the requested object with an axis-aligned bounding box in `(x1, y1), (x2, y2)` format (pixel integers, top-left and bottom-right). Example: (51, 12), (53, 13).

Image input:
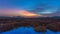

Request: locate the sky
(0, 0), (60, 17)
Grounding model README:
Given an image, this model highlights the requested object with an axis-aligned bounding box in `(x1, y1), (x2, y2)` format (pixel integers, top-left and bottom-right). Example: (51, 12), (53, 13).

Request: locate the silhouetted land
(0, 16), (60, 33)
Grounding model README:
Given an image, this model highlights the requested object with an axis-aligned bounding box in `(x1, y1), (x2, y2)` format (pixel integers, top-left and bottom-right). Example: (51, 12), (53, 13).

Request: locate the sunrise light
(19, 10), (42, 17)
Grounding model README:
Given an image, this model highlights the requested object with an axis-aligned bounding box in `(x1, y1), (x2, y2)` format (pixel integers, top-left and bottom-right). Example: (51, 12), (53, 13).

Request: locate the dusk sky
(0, 0), (60, 17)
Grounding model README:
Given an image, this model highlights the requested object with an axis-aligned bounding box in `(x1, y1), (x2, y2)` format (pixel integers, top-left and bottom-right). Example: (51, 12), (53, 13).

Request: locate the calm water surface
(1, 27), (60, 34)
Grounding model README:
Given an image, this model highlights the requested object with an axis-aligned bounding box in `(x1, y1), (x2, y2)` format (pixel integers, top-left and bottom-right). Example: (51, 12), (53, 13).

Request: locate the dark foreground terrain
(0, 17), (60, 33)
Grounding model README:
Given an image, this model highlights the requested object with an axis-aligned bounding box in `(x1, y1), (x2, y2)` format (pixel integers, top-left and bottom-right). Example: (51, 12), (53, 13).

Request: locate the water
(1, 27), (60, 34)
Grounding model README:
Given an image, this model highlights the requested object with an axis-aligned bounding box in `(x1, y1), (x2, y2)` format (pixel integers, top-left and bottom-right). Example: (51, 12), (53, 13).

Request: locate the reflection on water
(1, 27), (60, 34)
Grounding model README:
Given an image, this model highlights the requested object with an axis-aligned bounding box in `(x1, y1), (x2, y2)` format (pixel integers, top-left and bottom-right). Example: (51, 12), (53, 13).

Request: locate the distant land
(0, 16), (60, 33)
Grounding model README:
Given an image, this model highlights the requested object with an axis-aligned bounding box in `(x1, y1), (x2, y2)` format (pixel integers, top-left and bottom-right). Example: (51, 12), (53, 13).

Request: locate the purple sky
(0, 0), (60, 17)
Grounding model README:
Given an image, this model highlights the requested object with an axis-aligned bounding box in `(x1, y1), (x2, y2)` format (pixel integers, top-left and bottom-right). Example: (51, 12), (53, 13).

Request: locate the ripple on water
(1, 27), (60, 34)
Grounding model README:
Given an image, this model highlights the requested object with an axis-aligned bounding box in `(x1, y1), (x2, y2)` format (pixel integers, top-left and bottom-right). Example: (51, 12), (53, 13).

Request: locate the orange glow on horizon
(0, 9), (43, 17)
(19, 10), (42, 17)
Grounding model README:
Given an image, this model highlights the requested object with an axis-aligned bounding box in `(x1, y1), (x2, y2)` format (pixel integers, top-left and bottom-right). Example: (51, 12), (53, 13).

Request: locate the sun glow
(19, 10), (42, 17)
(0, 9), (43, 17)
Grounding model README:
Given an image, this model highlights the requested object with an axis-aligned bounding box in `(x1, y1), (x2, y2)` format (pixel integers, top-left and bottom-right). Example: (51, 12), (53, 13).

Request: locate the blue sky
(0, 0), (60, 16)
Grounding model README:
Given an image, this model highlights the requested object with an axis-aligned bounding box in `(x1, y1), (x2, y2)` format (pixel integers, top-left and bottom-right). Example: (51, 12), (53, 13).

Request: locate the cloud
(19, 10), (43, 17)
(0, 9), (43, 17)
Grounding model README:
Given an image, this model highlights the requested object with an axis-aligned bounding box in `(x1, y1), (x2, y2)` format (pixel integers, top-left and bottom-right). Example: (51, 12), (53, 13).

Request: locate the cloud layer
(0, 0), (60, 17)
(0, 9), (43, 17)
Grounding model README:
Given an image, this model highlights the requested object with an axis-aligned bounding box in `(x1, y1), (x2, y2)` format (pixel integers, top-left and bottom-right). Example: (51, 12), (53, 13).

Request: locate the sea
(1, 27), (60, 34)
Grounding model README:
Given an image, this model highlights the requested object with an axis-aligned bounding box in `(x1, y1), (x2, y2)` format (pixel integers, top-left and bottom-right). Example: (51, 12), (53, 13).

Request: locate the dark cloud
(30, 0), (60, 16)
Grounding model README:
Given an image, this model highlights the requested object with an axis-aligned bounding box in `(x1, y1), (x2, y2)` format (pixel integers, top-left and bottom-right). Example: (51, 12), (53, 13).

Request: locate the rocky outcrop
(0, 17), (60, 33)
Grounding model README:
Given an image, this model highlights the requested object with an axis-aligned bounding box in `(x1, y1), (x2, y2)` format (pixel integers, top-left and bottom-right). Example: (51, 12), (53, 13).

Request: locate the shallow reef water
(1, 27), (60, 34)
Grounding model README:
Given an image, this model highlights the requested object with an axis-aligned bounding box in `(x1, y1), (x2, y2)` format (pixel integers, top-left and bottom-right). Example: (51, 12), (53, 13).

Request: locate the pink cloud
(0, 9), (43, 17)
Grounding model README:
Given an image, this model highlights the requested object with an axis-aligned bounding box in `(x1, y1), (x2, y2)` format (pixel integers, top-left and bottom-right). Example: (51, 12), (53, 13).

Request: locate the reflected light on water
(1, 27), (60, 34)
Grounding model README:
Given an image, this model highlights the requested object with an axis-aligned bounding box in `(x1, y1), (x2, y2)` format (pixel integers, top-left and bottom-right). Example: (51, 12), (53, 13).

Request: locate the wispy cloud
(0, 9), (43, 17)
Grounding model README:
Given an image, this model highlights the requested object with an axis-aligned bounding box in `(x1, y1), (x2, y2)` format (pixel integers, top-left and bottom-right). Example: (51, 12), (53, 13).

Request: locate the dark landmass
(0, 16), (60, 33)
